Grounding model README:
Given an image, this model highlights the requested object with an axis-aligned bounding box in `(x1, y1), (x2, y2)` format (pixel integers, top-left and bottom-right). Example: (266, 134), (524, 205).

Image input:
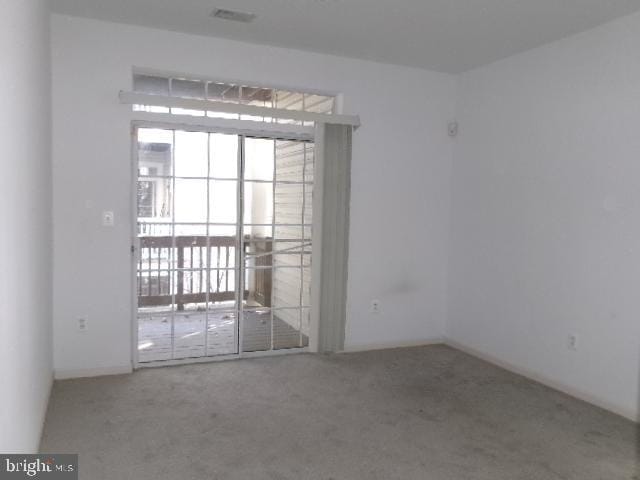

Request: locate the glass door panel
(241, 137), (313, 352)
(272, 139), (313, 350)
(136, 127), (313, 363)
(136, 127), (240, 362)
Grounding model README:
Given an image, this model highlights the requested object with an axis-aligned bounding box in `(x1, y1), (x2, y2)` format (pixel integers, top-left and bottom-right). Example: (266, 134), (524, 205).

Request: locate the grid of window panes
(243, 138), (313, 352)
(136, 128), (242, 362)
(136, 127), (313, 363)
(132, 73), (335, 124)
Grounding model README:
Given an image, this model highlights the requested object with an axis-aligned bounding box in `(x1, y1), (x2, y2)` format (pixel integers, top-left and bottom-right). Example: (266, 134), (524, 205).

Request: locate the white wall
(51, 15), (456, 373)
(449, 11), (640, 420)
(0, 0), (53, 452)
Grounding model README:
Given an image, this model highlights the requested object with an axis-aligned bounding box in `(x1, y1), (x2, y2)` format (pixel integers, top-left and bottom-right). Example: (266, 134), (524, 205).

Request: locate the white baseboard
(54, 365), (132, 380)
(37, 371), (54, 453)
(341, 337), (445, 353)
(445, 338), (638, 422)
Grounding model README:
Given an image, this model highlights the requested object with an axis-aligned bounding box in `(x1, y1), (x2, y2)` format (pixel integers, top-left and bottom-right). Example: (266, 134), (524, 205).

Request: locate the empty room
(1, 1), (639, 478)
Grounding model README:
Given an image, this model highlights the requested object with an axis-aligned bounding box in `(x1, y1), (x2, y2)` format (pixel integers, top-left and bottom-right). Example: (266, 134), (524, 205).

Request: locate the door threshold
(135, 346), (309, 369)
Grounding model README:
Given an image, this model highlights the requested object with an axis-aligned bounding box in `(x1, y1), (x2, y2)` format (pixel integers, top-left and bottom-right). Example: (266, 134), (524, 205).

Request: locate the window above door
(132, 70), (336, 123)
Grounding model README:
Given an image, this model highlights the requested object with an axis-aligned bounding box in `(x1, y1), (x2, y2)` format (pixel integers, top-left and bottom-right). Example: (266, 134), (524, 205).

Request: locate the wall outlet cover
(371, 300), (381, 314)
(102, 210), (115, 227)
(77, 317), (88, 332)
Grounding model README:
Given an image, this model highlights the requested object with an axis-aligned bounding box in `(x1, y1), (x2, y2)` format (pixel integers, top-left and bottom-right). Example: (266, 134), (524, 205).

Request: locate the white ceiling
(50, 0), (640, 73)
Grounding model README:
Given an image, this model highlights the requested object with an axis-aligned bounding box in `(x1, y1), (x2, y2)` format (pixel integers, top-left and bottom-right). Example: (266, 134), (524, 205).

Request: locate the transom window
(132, 72), (336, 123)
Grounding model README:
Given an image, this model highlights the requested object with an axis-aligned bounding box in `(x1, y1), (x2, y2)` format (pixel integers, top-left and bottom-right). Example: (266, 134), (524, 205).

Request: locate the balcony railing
(137, 235), (272, 310)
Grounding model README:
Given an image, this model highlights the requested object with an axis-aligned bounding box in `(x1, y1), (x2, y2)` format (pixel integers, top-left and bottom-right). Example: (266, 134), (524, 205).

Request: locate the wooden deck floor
(137, 310), (306, 363)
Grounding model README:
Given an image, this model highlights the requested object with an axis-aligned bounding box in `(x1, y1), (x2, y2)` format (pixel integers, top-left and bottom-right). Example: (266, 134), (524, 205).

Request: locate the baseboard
(37, 371), (54, 453)
(54, 365), (132, 380)
(445, 338), (638, 423)
(341, 337), (445, 353)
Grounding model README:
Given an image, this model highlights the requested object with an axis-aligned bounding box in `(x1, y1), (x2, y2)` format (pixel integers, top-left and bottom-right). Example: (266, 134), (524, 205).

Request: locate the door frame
(130, 119), (317, 369)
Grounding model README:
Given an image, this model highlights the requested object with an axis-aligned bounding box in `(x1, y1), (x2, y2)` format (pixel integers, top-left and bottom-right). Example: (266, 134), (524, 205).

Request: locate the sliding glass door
(134, 126), (313, 364)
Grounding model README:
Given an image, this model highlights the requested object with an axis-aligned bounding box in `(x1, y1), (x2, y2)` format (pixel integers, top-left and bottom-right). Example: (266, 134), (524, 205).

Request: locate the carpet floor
(40, 345), (638, 480)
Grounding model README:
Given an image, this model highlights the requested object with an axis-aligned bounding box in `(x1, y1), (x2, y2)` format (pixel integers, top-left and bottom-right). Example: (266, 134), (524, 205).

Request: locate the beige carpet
(41, 345), (637, 479)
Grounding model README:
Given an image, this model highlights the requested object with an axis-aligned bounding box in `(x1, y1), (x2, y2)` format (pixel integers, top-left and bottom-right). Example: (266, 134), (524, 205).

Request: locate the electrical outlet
(370, 299), (380, 314)
(77, 317), (88, 332)
(567, 334), (578, 351)
(102, 210), (115, 227)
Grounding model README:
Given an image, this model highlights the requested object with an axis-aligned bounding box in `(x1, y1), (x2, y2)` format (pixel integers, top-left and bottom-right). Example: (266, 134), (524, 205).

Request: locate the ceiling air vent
(211, 8), (256, 23)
